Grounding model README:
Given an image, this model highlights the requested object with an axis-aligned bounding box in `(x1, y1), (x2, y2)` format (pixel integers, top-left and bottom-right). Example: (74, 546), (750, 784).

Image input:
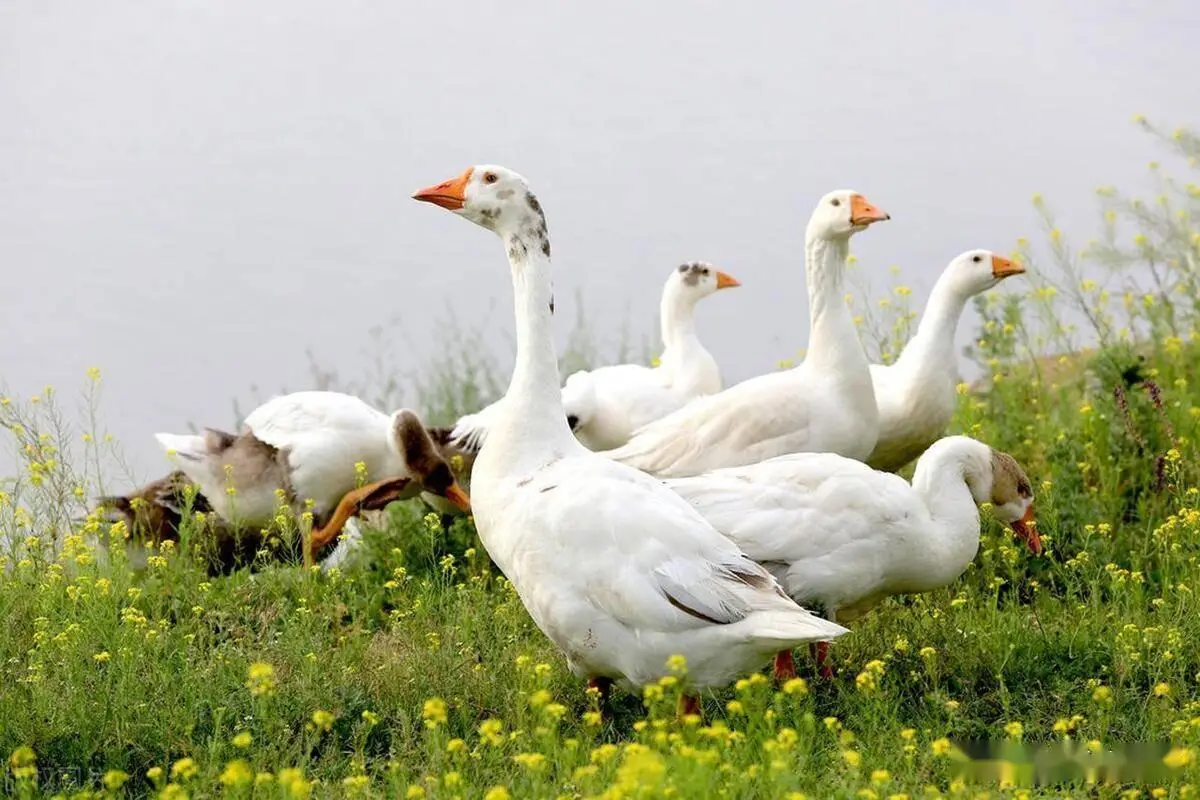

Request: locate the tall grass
(2, 121), (1200, 798)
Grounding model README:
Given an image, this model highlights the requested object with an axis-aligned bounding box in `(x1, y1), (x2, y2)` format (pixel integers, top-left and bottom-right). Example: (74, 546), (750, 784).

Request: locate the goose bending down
(601, 190), (890, 478)
(413, 165), (846, 710)
(94, 470), (435, 572)
(866, 250), (1026, 473)
(666, 435), (1039, 678)
(154, 395), (471, 549)
(450, 261), (740, 453)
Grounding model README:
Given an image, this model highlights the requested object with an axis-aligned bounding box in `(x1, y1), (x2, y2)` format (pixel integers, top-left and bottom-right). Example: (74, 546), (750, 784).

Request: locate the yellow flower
(146, 766), (164, 782)
(484, 788), (512, 800)
(1165, 748), (1194, 769)
(405, 786), (426, 799)
(422, 698), (448, 728)
(872, 769), (891, 784)
(583, 711), (603, 727)
(170, 758), (199, 781)
(103, 770), (130, 790)
(158, 783), (187, 800)
(666, 654), (688, 673)
(246, 662), (277, 696)
(900, 728), (916, 741)
(1004, 721), (1024, 739)
(220, 760), (253, 787)
(478, 718), (504, 746)
(1154, 682), (1172, 698)
(93, 651), (111, 663)
(279, 768), (310, 798)
(919, 646), (937, 659)
(513, 752), (547, 772)
(931, 738), (952, 756)
(311, 709), (335, 732)
(783, 677), (809, 696)
(1092, 685), (1113, 705)
(727, 700), (745, 714)
(529, 689), (552, 708)
(231, 731), (253, 748)
(342, 774), (370, 791)
(843, 749), (862, 768)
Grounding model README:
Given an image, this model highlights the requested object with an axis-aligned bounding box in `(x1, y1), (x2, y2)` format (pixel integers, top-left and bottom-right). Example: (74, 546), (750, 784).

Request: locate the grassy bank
(2, 121), (1200, 798)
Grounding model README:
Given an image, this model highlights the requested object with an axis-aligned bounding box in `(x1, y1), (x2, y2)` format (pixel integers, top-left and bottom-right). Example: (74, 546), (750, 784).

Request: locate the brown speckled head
(391, 410), (472, 513)
(989, 449), (1040, 555)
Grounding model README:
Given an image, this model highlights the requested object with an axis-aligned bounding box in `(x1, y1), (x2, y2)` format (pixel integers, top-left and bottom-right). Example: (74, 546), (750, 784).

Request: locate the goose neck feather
(893, 270), (971, 378)
(802, 237), (866, 374)
(907, 437), (990, 585)
(490, 232), (577, 455)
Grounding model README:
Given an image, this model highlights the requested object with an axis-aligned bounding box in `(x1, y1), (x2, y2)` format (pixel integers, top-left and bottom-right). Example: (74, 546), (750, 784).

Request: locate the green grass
(2, 120), (1200, 798)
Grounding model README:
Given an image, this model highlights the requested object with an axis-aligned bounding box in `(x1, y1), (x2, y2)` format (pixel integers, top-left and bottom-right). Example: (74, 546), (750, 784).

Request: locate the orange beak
(849, 194), (890, 226)
(443, 481), (472, 513)
(1009, 503), (1041, 555)
(991, 255), (1026, 279)
(413, 167), (474, 211)
(715, 271), (741, 290)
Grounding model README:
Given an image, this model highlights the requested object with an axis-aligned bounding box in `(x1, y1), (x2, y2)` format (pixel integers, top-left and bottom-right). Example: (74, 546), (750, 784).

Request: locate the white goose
(601, 190), (890, 478)
(155, 392), (471, 539)
(866, 250), (1026, 473)
(667, 435), (1039, 677)
(413, 165), (846, 709)
(450, 261), (740, 453)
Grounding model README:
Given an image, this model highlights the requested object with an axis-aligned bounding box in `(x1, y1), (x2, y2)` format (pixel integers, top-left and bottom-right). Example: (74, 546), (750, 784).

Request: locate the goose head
(984, 449), (1040, 555)
(807, 190), (890, 240)
(389, 410), (472, 513)
(942, 249), (1026, 296)
(670, 261), (741, 299)
(413, 165), (548, 250)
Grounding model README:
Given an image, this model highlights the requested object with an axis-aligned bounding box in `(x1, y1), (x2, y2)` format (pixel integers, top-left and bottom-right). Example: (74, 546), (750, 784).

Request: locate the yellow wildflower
(220, 760), (253, 787)
(1165, 748), (1194, 769)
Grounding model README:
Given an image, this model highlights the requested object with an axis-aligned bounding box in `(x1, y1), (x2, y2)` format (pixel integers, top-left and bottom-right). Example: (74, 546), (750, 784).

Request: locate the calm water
(1, 0), (1196, 482)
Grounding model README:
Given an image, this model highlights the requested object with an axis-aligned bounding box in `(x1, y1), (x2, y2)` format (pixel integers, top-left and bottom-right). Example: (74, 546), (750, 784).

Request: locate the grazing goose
(866, 250), (1026, 473)
(450, 261), (740, 453)
(93, 470), (423, 572)
(154, 395), (470, 536)
(413, 164), (846, 711)
(601, 190), (890, 478)
(666, 435), (1039, 677)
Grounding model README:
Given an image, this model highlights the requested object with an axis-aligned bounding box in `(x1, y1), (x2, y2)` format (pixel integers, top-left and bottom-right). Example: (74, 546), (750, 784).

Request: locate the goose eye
(701, 269), (710, 276)
(830, 198), (841, 207)
(483, 173), (498, 184)
(972, 255), (983, 263)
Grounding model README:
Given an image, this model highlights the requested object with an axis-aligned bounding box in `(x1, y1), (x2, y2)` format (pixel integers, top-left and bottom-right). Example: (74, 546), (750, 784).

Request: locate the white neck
(894, 272), (971, 375)
(495, 232), (576, 450)
(907, 438), (989, 585)
(657, 283), (704, 377)
(803, 236), (868, 373)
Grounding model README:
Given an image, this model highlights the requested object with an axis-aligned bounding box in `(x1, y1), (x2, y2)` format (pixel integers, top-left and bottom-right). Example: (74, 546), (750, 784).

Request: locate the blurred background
(1, 0), (1196, 478)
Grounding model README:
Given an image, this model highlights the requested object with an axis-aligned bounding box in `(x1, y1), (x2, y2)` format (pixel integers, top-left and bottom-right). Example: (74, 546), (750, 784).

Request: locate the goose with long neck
(413, 165), (846, 708)
(666, 434), (1039, 678)
(449, 261), (740, 453)
(601, 190), (890, 478)
(866, 250), (1026, 472)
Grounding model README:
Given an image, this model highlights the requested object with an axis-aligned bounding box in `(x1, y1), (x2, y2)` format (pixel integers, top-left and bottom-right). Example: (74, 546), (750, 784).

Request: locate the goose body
(414, 165), (846, 696)
(93, 469), (418, 573)
(155, 393), (469, 526)
(450, 262), (739, 453)
(667, 435), (1040, 626)
(601, 191), (890, 478)
(866, 251), (1026, 472)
